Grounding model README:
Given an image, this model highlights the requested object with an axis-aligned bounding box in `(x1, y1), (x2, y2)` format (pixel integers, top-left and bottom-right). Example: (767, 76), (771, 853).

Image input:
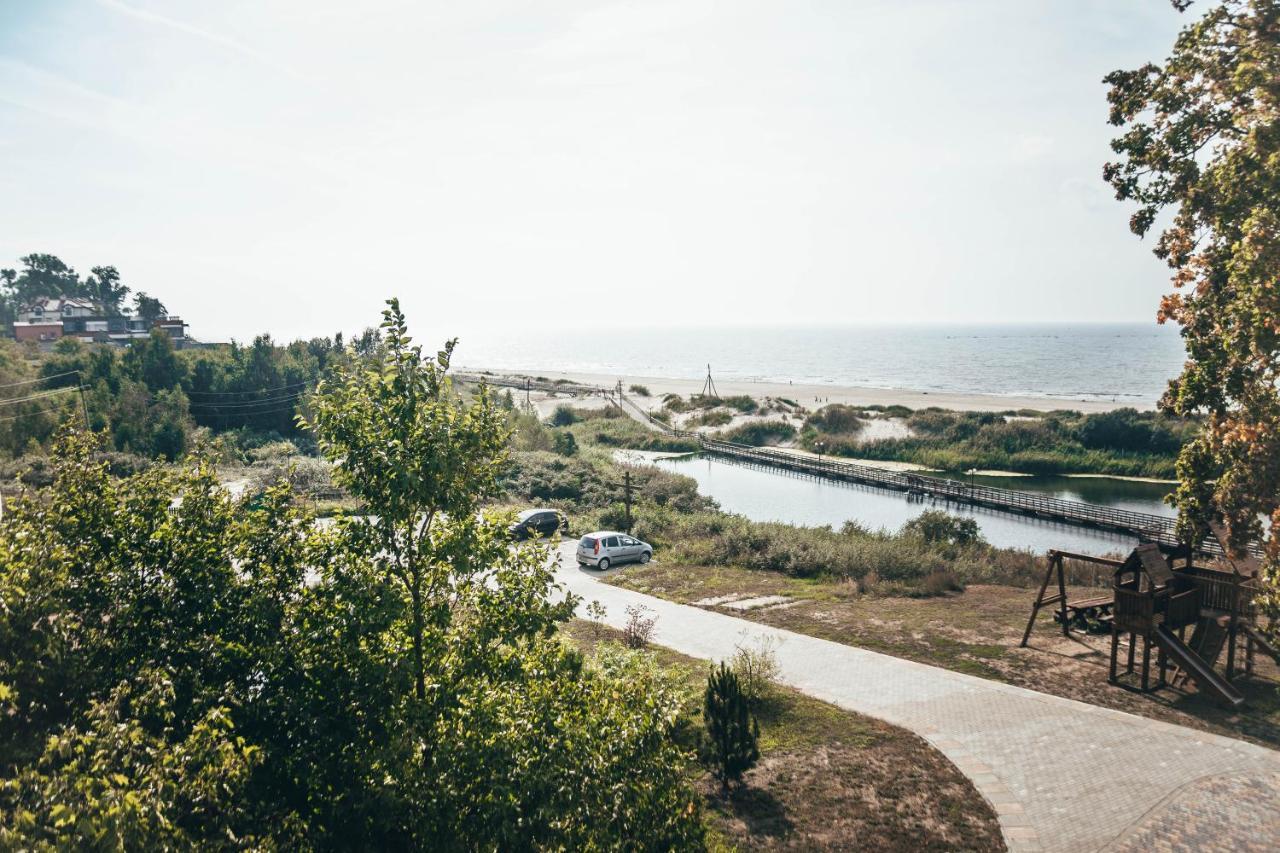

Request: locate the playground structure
(1023, 542), (1278, 708)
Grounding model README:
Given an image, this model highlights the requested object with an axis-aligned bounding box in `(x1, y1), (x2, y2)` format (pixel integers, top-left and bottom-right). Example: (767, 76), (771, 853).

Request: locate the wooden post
(1141, 636), (1152, 691)
(1021, 553), (1059, 647)
(1109, 626), (1120, 683)
(1056, 554), (1069, 637)
(1127, 632), (1136, 675)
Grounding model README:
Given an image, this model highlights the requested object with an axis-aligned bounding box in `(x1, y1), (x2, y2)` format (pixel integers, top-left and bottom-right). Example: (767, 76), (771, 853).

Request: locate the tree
(83, 265), (130, 315)
(1104, 0), (1280, 594)
(11, 254), (81, 304)
(701, 661), (760, 788)
(308, 298), (513, 699)
(133, 292), (167, 324)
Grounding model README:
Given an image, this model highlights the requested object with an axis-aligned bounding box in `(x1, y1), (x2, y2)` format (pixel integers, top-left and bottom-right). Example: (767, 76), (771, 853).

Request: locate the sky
(0, 1), (1189, 343)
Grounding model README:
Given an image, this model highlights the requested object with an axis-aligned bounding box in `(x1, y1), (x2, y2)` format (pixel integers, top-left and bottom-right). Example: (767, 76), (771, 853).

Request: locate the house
(17, 297), (97, 324)
(9, 297), (193, 348)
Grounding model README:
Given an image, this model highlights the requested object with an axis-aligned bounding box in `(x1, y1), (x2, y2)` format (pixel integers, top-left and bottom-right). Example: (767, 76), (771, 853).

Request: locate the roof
(24, 296), (97, 312)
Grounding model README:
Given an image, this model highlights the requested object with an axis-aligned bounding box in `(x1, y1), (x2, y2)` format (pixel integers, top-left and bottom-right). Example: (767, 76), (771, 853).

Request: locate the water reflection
(658, 454), (1175, 558)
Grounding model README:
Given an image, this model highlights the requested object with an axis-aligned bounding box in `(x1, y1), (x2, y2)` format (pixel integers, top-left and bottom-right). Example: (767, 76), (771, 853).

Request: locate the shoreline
(461, 366), (1155, 414)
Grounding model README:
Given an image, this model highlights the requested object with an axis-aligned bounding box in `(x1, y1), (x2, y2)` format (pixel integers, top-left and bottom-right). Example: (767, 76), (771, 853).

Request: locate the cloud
(94, 0), (306, 81)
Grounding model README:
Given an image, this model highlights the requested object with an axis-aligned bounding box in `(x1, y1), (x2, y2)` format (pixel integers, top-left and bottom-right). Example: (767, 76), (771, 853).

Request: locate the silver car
(576, 531), (652, 571)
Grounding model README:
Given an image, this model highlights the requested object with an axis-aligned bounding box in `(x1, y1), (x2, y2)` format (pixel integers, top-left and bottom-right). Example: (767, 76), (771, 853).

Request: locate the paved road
(553, 545), (1280, 852)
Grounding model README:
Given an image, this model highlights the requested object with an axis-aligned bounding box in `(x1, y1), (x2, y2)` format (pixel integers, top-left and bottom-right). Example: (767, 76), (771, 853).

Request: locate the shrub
(805, 404), (866, 435)
(690, 409), (732, 428)
(623, 604), (657, 649)
(627, 384), (651, 397)
(730, 635), (780, 709)
(901, 510), (984, 547)
(917, 569), (966, 597)
(553, 431), (578, 457)
(715, 421), (796, 446)
(550, 404), (580, 427)
(721, 395), (758, 414)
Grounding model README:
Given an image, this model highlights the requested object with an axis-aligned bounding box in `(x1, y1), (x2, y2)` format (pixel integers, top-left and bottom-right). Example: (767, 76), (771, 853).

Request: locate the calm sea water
(659, 454), (1176, 557)
(457, 323), (1184, 405)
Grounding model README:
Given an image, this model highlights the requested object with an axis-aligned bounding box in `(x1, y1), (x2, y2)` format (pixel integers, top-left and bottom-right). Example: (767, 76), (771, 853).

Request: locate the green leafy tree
(83, 265), (130, 315)
(11, 254), (81, 304)
(132, 292), (167, 325)
(125, 327), (187, 392)
(701, 661), (760, 788)
(308, 298), (513, 698)
(1104, 0), (1280, 594)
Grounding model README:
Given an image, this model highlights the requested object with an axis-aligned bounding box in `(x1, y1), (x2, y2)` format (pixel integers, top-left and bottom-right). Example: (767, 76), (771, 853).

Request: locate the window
(621, 537), (636, 546)
(605, 536), (619, 548)
(579, 536), (597, 549)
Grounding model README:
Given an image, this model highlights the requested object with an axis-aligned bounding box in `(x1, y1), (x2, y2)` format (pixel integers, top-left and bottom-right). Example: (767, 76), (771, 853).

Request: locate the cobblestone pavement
(554, 546), (1280, 852)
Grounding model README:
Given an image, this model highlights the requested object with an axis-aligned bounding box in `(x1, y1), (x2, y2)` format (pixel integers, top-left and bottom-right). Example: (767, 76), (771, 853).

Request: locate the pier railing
(609, 389), (1240, 556)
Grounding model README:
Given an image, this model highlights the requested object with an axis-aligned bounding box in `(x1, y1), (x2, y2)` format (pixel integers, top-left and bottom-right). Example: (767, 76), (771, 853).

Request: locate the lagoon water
(658, 454), (1176, 557)
(459, 323), (1184, 406)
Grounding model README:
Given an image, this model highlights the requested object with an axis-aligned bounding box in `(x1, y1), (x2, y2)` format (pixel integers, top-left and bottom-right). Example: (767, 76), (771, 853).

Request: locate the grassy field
(604, 564), (1280, 749)
(562, 620), (1005, 851)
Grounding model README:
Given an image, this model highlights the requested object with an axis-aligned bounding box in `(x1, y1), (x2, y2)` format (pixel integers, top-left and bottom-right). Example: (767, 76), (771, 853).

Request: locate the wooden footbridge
(603, 389), (1237, 556)
(456, 372), (1235, 556)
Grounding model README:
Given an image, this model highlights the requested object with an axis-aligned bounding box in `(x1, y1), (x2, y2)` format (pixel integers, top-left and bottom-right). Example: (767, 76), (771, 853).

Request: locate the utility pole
(613, 469), (636, 534)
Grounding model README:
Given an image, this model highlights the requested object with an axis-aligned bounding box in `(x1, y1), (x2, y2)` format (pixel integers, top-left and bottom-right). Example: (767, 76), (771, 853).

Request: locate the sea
(455, 323), (1184, 407)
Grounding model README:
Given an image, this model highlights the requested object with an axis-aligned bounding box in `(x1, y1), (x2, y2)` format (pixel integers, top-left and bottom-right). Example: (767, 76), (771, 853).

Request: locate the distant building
(9, 297), (192, 348)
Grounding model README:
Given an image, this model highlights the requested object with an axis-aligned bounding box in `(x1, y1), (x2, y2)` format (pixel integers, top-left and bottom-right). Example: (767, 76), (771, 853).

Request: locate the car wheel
(639, 551), (651, 564)
(597, 558), (610, 571)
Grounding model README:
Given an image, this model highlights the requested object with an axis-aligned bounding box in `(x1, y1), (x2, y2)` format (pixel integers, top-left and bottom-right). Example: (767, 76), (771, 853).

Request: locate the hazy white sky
(0, 1), (1186, 342)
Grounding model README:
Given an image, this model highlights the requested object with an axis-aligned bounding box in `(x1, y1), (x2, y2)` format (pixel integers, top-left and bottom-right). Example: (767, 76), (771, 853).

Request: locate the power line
(0, 401), (77, 423)
(0, 387), (81, 408)
(188, 393), (304, 411)
(0, 370), (80, 390)
(185, 380), (312, 398)
(196, 402), (303, 420)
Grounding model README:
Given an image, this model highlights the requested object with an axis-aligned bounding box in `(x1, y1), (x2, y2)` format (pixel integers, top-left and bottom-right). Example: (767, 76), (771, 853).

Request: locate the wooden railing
(1115, 587), (1155, 632)
(610, 389), (1243, 555)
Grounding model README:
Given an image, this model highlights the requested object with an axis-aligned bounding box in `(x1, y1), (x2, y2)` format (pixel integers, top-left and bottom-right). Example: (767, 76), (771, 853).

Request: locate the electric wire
(0, 370), (80, 390)
(0, 387), (81, 408)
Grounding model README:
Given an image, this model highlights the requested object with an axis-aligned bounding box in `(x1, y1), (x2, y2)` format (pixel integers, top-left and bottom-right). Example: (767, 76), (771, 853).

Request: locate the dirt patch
(561, 620), (1005, 851)
(606, 564), (1280, 748)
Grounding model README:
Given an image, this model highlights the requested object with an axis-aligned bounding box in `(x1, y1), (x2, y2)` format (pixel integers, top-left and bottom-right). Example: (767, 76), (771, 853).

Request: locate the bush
(627, 384), (651, 397)
(805, 404), (866, 435)
(690, 409), (732, 428)
(721, 395), (758, 414)
(730, 635), (780, 709)
(550, 404), (580, 427)
(917, 569), (966, 597)
(715, 420), (796, 446)
(901, 510), (984, 547)
(623, 604), (657, 649)
(553, 431), (578, 456)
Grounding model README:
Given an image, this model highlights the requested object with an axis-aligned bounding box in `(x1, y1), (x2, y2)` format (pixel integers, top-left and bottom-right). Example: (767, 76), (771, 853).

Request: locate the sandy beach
(464, 367), (1151, 414)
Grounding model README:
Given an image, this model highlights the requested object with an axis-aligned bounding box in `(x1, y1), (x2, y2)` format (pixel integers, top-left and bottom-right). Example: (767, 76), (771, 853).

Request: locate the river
(657, 454), (1176, 557)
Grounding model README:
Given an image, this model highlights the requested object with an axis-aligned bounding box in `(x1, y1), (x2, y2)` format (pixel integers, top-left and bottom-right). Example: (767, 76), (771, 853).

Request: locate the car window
(621, 537), (636, 545)
(605, 536), (619, 548)
(579, 536), (596, 548)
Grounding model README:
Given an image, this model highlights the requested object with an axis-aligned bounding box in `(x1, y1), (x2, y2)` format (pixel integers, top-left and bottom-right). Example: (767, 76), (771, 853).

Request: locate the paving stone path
(555, 546), (1280, 852)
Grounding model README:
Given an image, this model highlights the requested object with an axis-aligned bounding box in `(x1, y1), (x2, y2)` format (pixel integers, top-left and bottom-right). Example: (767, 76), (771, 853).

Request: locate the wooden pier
(607, 390), (1238, 556)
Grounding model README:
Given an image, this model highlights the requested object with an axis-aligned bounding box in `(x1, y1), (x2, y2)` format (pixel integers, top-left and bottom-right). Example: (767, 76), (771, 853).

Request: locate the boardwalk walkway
(605, 390), (1245, 556)
(556, 545), (1280, 852)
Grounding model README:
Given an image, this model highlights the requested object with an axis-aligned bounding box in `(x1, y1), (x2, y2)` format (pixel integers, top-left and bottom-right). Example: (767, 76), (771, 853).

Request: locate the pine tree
(701, 661), (760, 788)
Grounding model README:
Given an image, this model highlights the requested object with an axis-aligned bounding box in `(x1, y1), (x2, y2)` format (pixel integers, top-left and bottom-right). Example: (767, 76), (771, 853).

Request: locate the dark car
(509, 508), (569, 540)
